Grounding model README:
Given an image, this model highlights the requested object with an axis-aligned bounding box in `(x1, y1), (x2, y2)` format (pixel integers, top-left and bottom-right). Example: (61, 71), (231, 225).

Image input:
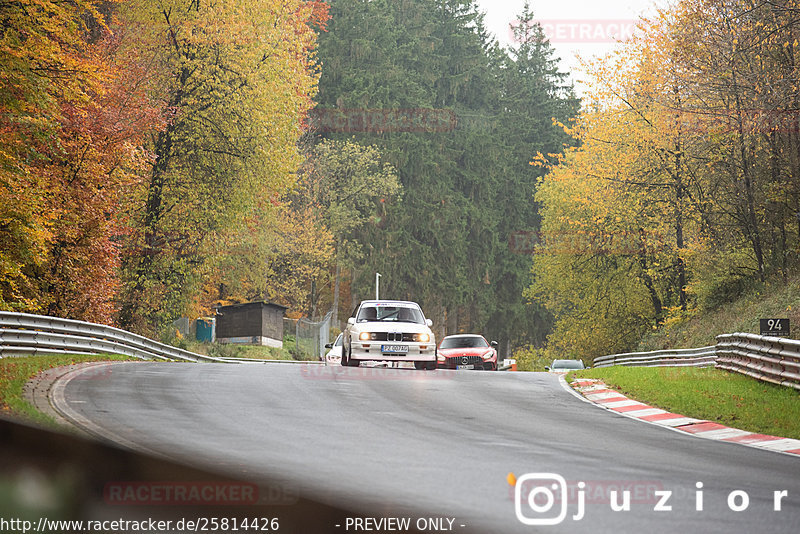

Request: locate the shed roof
(214, 301), (288, 314)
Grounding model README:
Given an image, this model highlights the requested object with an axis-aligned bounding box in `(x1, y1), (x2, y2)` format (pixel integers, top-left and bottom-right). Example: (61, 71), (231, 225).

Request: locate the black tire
(342, 344), (359, 367)
(414, 361), (425, 370)
(415, 361), (436, 370)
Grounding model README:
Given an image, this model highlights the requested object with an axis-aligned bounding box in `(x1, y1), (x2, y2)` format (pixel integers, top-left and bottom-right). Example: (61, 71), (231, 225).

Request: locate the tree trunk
(732, 73), (766, 281)
(673, 143), (688, 310)
(332, 246), (341, 330)
(639, 230), (663, 324)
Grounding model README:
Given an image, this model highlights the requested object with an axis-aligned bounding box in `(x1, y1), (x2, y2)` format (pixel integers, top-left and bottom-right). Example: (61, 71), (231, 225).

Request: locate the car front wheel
(341, 344), (359, 367)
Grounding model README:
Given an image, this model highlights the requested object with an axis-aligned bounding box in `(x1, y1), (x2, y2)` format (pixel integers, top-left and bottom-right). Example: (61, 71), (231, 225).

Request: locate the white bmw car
(342, 300), (437, 369)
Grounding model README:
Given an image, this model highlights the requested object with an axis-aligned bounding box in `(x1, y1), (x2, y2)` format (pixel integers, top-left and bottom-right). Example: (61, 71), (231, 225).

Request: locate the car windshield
(552, 359), (585, 369)
(333, 334), (342, 346)
(356, 304), (424, 324)
(439, 336), (489, 349)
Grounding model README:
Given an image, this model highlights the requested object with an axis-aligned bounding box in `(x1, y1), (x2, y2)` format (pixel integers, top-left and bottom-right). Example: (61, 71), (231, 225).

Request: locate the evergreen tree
(314, 0), (578, 351)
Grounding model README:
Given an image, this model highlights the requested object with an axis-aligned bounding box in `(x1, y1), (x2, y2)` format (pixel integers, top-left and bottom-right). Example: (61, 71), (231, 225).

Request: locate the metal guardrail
(0, 311), (223, 362)
(593, 346), (717, 368)
(716, 333), (800, 390)
(593, 334), (800, 391)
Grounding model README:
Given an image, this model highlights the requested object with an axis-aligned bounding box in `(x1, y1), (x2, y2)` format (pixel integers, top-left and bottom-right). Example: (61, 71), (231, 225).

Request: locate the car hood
(438, 347), (493, 357)
(350, 322), (432, 334)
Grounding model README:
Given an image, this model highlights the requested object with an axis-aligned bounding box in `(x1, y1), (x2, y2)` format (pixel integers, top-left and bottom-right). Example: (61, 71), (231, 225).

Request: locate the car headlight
(481, 350), (494, 360)
(437, 352), (446, 362)
(415, 333), (430, 342)
(359, 332), (372, 341)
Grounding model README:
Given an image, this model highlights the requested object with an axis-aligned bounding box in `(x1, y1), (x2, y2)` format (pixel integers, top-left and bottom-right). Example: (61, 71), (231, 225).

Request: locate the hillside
(637, 276), (800, 351)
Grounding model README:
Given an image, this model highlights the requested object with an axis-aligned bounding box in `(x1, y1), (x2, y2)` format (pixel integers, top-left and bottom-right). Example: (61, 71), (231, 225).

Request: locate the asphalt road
(53, 361), (800, 533)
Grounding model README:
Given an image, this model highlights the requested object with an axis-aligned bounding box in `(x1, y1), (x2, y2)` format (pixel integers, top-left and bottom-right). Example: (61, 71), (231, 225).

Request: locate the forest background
(3, 0), (798, 361)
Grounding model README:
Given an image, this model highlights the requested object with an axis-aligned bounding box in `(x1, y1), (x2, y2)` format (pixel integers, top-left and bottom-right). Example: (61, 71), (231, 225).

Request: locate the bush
(513, 345), (551, 371)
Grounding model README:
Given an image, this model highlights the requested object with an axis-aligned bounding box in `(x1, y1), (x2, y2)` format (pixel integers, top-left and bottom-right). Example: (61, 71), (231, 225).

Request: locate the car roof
(359, 300), (420, 307)
(442, 334), (486, 339)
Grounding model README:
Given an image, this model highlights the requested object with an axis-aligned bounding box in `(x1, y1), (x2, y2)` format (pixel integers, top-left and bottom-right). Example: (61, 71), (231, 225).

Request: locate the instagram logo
(515, 473), (570, 526)
(512, 473), (789, 524)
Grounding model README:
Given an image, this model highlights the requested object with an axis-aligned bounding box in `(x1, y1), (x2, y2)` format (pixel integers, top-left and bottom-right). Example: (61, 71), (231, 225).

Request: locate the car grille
(371, 332), (416, 342)
(446, 355), (483, 366)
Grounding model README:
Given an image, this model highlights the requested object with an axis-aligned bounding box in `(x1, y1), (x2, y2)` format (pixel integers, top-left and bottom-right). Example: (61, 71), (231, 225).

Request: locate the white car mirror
(347, 317), (355, 325)
(426, 318), (433, 327)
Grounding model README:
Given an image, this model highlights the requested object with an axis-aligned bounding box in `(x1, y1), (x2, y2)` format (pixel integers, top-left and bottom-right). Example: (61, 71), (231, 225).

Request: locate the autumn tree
(531, 0), (800, 358)
(667, 0), (800, 288)
(294, 139), (401, 325)
(116, 0), (326, 334)
(528, 106), (686, 358)
(1, 0), (163, 323)
(261, 206), (335, 316)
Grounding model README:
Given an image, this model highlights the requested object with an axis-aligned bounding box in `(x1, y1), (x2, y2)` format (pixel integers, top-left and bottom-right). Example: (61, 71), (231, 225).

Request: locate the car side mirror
(544, 366), (550, 371)
(426, 319), (433, 327)
(490, 340), (498, 347)
(324, 343), (333, 349)
(347, 317), (355, 325)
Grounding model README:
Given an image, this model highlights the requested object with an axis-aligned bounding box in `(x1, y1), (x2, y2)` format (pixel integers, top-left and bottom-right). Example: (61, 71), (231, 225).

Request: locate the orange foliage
(0, 0), (165, 323)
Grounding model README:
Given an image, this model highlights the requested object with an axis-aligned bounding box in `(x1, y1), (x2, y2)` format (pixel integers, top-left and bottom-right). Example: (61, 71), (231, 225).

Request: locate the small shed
(215, 301), (288, 348)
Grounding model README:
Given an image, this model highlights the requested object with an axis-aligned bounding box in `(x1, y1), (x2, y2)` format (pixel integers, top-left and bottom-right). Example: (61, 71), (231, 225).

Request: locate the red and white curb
(570, 378), (800, 457)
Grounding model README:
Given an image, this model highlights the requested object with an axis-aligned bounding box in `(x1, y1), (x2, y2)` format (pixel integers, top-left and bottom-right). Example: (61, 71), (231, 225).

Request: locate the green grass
(202, 342), (296, 360)
(172, 337), (302, 361)
(571, 366), (800, 440)
(0, 354), (134, 426)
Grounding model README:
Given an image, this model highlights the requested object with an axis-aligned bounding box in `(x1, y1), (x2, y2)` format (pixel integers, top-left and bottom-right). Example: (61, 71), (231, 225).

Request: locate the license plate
(381, 344), (408, 354)
(457, 364), (474, 370)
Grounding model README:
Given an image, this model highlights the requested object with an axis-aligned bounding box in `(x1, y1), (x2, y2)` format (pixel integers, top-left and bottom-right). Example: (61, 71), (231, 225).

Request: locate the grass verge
(571, 366), (800, 440)
(0, 354), (135, 427)
(171, 337), (304, 361)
